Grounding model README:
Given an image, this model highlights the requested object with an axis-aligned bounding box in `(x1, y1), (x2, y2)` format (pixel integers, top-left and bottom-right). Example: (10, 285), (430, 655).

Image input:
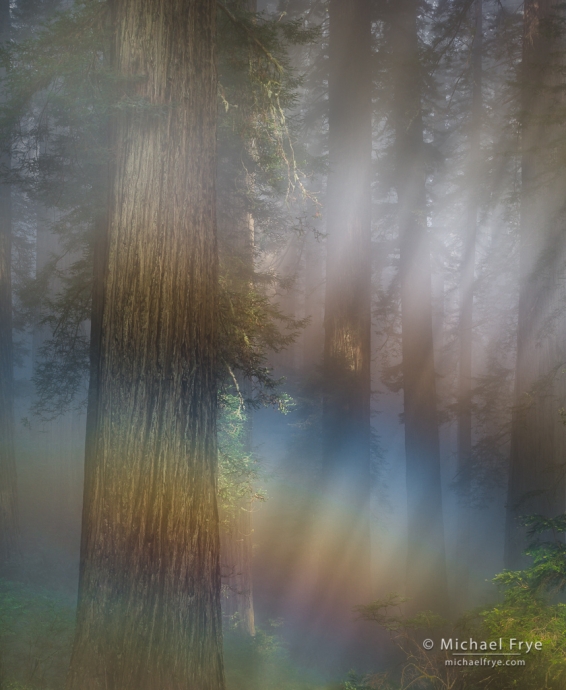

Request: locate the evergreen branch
(225, 362), (245, 411)
(216, 1), (284, 73)
(429, 0), (476, 77)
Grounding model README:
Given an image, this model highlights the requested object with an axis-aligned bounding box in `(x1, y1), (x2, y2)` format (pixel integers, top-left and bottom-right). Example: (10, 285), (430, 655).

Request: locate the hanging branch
(216, 1), (284, 73)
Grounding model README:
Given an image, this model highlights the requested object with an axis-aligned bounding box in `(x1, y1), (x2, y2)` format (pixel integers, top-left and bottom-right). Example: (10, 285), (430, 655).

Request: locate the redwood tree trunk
(391, 0), (449, 616)
(456, 0), (482, 609)
(0, 0), (17, 569)
(505, 0), (566, 570)
(318, 0), (372, 660)
(66, 0), (224, 688)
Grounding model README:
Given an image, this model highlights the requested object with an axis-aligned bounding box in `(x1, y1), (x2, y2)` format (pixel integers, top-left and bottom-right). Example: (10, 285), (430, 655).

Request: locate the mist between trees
(1, 0), (566, 689)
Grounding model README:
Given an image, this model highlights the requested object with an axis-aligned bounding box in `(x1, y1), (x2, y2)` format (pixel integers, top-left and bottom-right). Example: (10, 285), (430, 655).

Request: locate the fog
(1, 0), (565, 689)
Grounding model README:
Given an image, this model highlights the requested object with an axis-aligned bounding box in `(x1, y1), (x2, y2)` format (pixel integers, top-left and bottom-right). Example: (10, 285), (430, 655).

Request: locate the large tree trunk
(456, 0), (482, 610)
(391, 0), (449, 616)
(317, 0), (372, 663)
(0, 0), (17, 570)
(66, 0), (225, 688)
(505, 0), (566, 570)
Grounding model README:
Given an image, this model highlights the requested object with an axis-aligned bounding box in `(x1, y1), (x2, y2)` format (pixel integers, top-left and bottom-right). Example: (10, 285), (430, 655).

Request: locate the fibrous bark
(66, 0), (224, 688)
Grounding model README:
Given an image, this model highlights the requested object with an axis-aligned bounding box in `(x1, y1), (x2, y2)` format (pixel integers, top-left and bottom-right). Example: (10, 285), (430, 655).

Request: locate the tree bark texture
(0, 0), (17, 568)
(391, 0), (449, 616)
(505, 0), (566, 570)
(318, 0), (372, 657)
(456, 0), (482, 609)
(66, 1), (225, 688)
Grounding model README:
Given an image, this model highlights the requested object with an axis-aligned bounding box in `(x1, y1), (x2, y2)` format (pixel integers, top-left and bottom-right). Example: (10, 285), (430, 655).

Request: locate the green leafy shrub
(462, 513), (566, 689)
(356, 515), (566, 690)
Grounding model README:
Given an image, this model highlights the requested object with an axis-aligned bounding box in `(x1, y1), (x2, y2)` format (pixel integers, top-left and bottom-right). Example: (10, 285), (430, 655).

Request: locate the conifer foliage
(4, 0), (566, 687)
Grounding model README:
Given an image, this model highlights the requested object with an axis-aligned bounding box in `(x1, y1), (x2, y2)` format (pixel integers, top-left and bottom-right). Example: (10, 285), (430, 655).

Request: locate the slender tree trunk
(217, 178), (256, 637)
(66, 1), (225, 688)
(318, 0), (372, 659)
(456, 0), (482, 609)
(219, 396), (255, 637)
(303, 231), (324, 371)
(220, 499), (255, 636)
(217, 0), (256, 636)
(505, 0), (566, 570)
(391, 0), (449, 616)
(0, 0), (18, 570)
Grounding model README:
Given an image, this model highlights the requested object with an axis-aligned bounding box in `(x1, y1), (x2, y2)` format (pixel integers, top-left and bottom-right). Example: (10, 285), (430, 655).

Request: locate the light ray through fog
(4, 0), (566, 687)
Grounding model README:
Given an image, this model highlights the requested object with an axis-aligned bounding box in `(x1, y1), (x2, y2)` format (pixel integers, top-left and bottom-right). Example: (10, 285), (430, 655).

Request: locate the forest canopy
(1, 0), (566, 689)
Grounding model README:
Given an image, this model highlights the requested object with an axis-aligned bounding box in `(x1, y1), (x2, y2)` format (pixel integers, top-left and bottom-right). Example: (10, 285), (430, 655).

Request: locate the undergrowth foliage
(0, 580), (326, 690)
(223, 622), (327, 690)
(354, 514), (566, 690)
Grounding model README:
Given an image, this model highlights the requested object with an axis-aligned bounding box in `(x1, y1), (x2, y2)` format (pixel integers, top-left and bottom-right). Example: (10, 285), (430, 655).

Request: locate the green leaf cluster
(355, 515), (566, 689)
